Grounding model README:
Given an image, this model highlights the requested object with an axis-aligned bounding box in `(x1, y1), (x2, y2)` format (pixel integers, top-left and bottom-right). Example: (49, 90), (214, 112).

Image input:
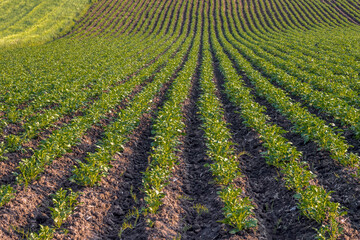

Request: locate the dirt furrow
(66, 77), (174, 239)
(323, 0), (360, 24)
(87, 0), (124, 36)
(77, 0), (118, 37)
(210, 5), (322, 236)
(0, 74), (156, 239)
(118, 0), (149, 36)
(212, 59), (319, 240)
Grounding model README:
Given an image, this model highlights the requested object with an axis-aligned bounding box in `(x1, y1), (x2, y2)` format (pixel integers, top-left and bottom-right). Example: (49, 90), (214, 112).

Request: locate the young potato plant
(49, 188), (80, 229)
(281, 161), (316, 193)
(70, 156), (112, 187)
(0, 184), (16, 207)
(295, 186), (333, 222)
(219, 186), (257, 233)
(0, 142), (8, 161)
(27, 225), (55, 240)
(5, 134), (22, 152)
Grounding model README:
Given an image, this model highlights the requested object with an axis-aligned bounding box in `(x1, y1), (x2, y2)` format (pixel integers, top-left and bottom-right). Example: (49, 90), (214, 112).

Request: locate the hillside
(0, 0), (360, 239)
(0, 0), (94, 46)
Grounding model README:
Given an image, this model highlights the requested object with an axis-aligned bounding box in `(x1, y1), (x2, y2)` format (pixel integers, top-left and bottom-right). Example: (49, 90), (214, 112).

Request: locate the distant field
(1, 0), (360, 239)
(0, 0), (95, 46)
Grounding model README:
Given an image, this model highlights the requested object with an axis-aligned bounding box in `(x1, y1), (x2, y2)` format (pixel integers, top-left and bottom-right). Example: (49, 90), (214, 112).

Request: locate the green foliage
(0, 142), (8, 161)
(5, 134), (22, 152)
(142, 4), (201, 215)
(193, 203), (209, 215)
(28, 225), (55, 240)
(0, 185), (16, 207)
(295, 186), (344, 224)
(70, 156), (112, 187)
(1, 0), (359, 239)
(49, 188), (80, 228)
(198, 11), (257, 233)
(219, 186), (257, 233)
(118, 207), (140, 238)
(0, 0), (93, 47)
(281, 161), (316, 192)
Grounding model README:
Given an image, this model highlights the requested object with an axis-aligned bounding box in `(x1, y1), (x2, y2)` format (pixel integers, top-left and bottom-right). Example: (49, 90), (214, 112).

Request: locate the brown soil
(113, 0), (148, 36)
(323, 0), (360, 25)
(63, 17), (192, 238)
(250, 91), (360, 239)
(0, 69), (157, 239)
(210, 42), (320, 239)
(212, 19), (360, 236)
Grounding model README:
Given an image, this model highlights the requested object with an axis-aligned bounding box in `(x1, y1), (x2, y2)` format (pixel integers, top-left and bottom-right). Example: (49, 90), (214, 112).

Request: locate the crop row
(0, 0), (190, 161)
(0, 0), (194, 208)
(70, 0), (194, 187)
(209, 0), (346, 237)
(198, 4), (257, 232)
(1, 0), (360, 238)
(215, 0), (360, 171)
(142, 0), (201, 215)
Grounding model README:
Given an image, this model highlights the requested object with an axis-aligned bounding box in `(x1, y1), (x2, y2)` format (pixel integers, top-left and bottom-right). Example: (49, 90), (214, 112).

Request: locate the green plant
(118, 207), (141, 238)
(0, 142), (8, 161)
(295, 186), (343, 224)
(193, 203), (209, 215)
(130, 185), (138, 203)
(28, 225), (55, 240)
(49, 188), (80, 228)
(5, 134), (22, 152)
(0, 185), (16, 207)
(70, 159), (111, 187)
(281, 161), (316, 192)
(219, 186), (257, 233)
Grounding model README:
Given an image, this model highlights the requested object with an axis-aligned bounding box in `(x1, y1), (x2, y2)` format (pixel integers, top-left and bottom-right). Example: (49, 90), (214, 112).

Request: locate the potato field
(1, 0), (360, 239)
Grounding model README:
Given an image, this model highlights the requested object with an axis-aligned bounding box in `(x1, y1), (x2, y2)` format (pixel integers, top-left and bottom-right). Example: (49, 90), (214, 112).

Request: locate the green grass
(0, 0), (96, 47)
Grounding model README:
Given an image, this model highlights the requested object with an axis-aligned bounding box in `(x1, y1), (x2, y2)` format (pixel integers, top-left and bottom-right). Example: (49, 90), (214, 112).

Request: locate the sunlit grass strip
(0, 0), (95, 47)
